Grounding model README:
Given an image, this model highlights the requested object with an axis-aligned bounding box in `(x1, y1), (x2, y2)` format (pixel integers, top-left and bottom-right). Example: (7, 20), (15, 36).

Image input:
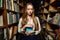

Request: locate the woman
(18, 3), (41, 40)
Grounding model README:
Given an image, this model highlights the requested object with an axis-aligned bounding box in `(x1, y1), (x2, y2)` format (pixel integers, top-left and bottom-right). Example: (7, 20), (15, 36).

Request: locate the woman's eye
(27, 9), (30, 10)
(31, 9), (33, 10)
(27, 9), (33, 10)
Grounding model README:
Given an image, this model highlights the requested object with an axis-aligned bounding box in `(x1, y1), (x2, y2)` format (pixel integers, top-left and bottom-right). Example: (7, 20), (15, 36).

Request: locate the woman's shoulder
(35, 16), (39, 20)
(19, 17), (22, 21)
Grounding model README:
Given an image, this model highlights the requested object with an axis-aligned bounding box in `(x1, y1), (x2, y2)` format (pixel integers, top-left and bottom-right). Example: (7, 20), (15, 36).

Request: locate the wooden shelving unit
(38, 0), (60, 40)
(6, 9), (18, 13)
(0, 0), (24, 40)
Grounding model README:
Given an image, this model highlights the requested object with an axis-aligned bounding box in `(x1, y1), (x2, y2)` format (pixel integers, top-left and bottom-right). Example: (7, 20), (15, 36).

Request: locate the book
(25, 27), (33, 32)
(14, 3), (19, 12)
(0, 15), (3, 26)
(6, 0), (9, 9)
(15, 12), (19, 22)
(0, 0), (3, 7)
(9, 12), (13, 24)
(11, 0), (14, 11)
(9, 27), (13, 39)
(12, 13), (16, 23)
(7, 12), (19, 25)
(4, 29), (7, 40)
(7, 12), (13, 25)
(57, 18), (60, 25)
(9, 0), (12, 10)
(13, 26), (17, 35)
(4, 27), (13, 40)
(6, 0), (14, 11)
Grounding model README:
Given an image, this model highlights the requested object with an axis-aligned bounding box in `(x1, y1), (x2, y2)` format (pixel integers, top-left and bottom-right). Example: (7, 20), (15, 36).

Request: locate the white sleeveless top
(18, 17), (41, 35)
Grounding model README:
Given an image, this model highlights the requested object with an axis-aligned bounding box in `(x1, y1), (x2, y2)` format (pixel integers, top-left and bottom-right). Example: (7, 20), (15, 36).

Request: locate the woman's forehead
(27, 5), (33, 8)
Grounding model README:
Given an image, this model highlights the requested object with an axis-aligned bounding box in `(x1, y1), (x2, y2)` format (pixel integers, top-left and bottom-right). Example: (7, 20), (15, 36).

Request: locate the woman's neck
(27, 15), (32, 20)
(27, 15), (32, 18)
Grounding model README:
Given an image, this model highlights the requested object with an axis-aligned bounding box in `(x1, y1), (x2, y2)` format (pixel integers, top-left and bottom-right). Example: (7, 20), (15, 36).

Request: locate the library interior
(0, 0), (60, 40)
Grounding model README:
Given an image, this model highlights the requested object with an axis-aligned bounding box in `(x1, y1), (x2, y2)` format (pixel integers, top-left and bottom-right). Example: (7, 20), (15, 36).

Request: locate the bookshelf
(38, 0), (60, 40)
(0, 0), (24, 40)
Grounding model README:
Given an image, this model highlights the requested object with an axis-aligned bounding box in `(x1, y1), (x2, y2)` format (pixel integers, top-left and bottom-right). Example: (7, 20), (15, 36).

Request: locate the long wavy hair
(21, 3), (39, 30)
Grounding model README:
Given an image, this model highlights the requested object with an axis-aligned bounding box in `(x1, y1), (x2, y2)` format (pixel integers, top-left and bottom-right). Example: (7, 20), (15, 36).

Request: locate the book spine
(9, 27), (13, 39)
(15, 12), (19, 22)
(12, 14), (16, 23)
(6, 0), (9, 9)
(0, 15), (3, 26)
(7, 12), (10, 25)
(11, 0), (14, 11)
(0, 0), (2, 7)
(9, 12), (13, 24)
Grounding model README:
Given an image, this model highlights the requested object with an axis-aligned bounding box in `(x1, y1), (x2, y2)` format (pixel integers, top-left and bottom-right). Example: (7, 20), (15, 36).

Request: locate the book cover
(25, 27), (33, 32)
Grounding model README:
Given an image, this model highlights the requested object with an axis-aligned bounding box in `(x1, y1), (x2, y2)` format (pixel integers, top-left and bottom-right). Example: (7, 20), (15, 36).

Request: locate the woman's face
(26, 5), (34, 16)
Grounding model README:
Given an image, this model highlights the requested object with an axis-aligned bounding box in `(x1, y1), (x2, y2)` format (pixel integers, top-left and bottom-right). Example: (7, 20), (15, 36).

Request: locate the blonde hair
(21, 3), (39, 31)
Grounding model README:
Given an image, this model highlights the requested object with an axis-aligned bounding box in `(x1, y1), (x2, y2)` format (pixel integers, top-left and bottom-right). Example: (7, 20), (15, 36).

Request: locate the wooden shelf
(6, 9), (19, 13)
(0, 25), (6, 29)
(41, 18), (60, 27)
(0, 22), (18, 29)
(48, 22), (60, 27)
(8, 22), (18, 27)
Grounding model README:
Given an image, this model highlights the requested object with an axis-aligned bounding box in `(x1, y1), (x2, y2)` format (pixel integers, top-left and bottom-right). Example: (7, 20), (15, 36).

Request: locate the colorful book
(25, 27), (33, 32)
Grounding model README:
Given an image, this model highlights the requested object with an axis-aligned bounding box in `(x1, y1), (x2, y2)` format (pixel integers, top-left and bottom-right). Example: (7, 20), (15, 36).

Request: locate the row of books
(7, 12), (19, 25)
(4, 26), (17, 40)
(6, 0), (19, 12)
(0, 0), (3, 7)
(52, 13), (60, 25)
(49, 13), (60, 25)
